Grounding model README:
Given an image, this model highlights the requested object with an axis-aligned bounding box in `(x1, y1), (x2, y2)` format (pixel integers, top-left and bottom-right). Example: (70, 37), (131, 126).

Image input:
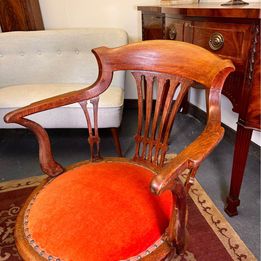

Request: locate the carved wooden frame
(5, 40), (234, 260)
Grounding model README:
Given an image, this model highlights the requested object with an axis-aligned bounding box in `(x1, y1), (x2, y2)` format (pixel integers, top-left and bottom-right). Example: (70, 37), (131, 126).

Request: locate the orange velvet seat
(24, 161), (172, 260)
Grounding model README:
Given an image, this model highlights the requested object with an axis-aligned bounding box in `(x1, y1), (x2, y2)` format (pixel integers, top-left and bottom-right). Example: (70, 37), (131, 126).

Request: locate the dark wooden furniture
(0, 0), (44, 32)
(138, 3), (260, 216)
(5, 41), (234, 260)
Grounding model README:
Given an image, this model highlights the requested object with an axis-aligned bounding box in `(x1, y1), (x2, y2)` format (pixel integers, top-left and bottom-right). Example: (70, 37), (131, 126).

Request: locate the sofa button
(37, 50), (42, 55)
(20, 51), (25, 56)
(57, 49), (62, 55)
(75, 49), (80, 55)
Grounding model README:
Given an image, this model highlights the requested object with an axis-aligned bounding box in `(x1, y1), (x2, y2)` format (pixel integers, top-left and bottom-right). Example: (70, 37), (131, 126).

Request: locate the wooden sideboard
(138, 3), (260, 216)
(0, 0), (44, 32)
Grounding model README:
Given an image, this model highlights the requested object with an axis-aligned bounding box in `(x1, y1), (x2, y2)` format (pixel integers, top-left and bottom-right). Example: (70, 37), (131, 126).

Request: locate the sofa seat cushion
(0, 84), (124, 128)
(24, 161), (172, 261)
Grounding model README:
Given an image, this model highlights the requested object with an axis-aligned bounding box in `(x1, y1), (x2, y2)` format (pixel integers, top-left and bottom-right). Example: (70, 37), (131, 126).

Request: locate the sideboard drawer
(165, 17), (186, 41)
(186, 21), (252, 68)
(142, 14), (164, 40)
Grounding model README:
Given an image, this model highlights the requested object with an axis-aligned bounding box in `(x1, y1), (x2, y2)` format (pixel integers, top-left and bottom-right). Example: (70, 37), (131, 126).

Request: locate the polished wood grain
(0, 0), (44, 32)
(142, 13), (165, 40)
(23, 0), (44, 30)
(225, 126), (253, 216)
(132, 72), (193, 167)
(138, 3), (261, 19)
(138, 4), (260, 216)
(6, 40), (234, 260)
(0, 0), (27, 32)
(79, 98), (102, 161)
(240, 24), (260, 130)
(162, 4), (261, 19)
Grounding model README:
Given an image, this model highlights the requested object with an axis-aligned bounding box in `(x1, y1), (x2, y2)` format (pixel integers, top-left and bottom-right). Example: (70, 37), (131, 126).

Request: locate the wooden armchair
(5, 40), (234, 260)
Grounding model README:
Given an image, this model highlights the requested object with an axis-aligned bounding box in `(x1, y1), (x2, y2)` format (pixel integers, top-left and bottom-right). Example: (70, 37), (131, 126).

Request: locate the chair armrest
(4, 79), (111, 176)
(150, 124), (224, 195)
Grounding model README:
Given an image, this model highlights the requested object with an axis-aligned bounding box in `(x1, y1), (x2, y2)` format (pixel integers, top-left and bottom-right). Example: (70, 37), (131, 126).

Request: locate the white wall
(38, 0), (260, 145)
(39, 0), (157, 42)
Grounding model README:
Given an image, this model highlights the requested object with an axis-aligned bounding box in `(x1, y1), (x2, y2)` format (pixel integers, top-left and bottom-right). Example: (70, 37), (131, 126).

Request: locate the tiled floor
(0, 108), (260, 259)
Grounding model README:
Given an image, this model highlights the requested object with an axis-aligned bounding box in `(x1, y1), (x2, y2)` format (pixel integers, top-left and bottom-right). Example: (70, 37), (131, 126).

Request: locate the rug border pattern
(179, 173), (257, 261)
(0, 176), (45, 192)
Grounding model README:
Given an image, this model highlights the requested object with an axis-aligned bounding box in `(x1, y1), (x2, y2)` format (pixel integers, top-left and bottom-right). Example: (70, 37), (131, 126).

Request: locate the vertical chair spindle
(79, 97), (102, 161)
(132, 71), (193, 168)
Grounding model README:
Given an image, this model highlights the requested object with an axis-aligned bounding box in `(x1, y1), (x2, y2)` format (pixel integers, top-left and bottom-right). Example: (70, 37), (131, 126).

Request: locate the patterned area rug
(0, 170), (257, 261)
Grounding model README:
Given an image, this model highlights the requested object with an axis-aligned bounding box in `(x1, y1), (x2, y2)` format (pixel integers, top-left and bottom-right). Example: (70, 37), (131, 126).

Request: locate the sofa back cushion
(0, 28), (128, 88)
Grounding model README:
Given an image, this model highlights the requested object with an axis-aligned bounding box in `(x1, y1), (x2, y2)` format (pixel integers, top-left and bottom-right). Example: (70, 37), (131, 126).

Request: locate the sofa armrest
(5, 83), (105, 121)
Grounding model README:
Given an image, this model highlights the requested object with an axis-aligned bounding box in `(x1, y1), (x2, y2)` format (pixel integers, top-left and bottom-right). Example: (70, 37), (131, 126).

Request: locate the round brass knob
(169, 26), (177, 40)
(209, 32), (224, 51)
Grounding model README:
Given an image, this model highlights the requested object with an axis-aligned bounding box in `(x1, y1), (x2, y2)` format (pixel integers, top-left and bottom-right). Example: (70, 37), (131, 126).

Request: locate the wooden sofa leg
(110, 127), (123, 157)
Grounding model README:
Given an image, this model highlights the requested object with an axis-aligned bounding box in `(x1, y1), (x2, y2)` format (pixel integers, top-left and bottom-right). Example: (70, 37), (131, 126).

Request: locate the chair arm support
(150, 124), (224, 195)
(14, 117), (65, 176)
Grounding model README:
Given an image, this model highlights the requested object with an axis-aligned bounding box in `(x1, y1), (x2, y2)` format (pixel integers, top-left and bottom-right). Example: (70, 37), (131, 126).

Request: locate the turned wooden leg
(224, 124), (253, 216)
(110, 127), (123, 157)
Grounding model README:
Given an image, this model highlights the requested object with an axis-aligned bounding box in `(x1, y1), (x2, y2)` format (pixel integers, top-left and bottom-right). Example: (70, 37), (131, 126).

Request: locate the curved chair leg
(111, 127), (123, 157)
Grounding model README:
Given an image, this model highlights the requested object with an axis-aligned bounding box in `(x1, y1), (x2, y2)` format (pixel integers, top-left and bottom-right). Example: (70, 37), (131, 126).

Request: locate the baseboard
(124, 99), (260, 159)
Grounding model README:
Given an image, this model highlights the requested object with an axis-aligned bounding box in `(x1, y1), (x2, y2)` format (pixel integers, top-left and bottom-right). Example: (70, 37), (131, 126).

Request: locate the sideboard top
(137, 2), (261, 19)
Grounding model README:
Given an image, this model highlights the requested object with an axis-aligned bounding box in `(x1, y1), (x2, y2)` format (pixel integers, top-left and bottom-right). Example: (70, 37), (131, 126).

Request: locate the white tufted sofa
(0, 29), (128, 130)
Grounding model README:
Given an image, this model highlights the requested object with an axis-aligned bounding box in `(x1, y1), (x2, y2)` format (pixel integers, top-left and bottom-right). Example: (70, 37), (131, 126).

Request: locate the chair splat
(132, 71), (193, 167)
